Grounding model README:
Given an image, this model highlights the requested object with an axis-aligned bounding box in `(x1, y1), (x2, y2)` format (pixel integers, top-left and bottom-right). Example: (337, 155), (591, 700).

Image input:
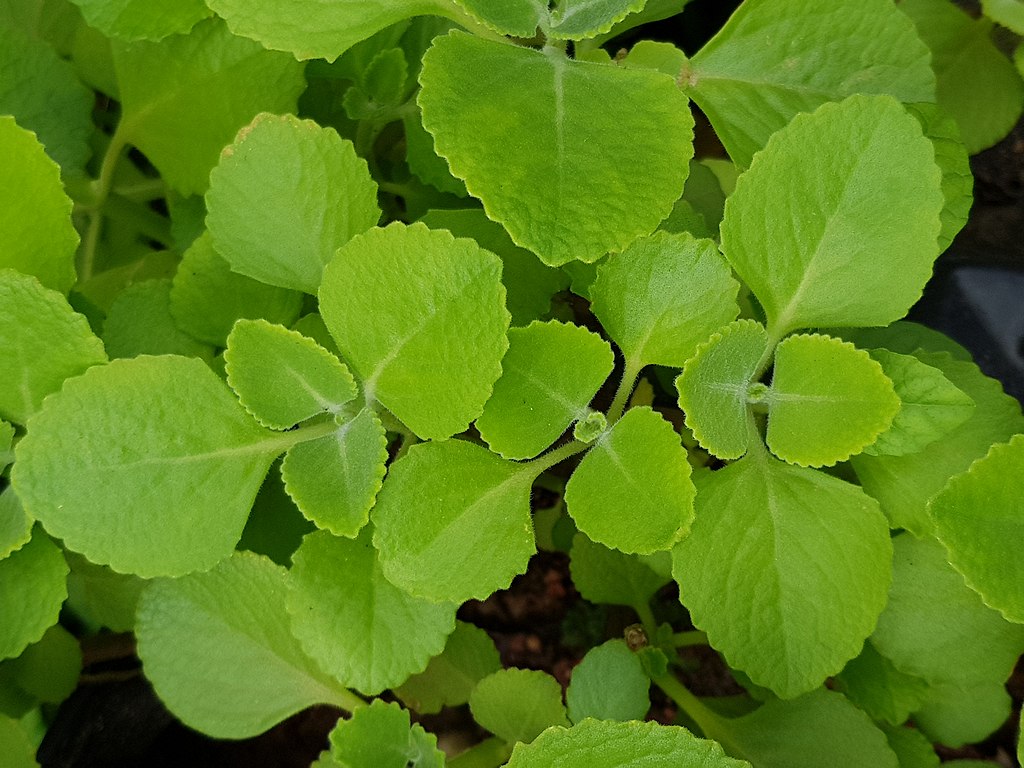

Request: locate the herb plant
(2, 0), (1024, 766)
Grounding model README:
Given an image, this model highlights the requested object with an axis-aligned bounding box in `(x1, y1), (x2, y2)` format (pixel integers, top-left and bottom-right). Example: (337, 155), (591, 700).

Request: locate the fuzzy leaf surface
(720, 95), (943, 336)
(320, 222), (509, 440)
(0, 530), (67, 661)
(101, 279), (214, 361)
(548, 0), (645, 40)
(69, 0), (211, 40)
(0, 488), (33, 560)
(569, 532), (669, 609)
(419, 32), (694, 266)
(566, 639), (649, 723)
(469, 669), (569, 745)
(453, 0), (545, 36)
(328, 699), (444, 768)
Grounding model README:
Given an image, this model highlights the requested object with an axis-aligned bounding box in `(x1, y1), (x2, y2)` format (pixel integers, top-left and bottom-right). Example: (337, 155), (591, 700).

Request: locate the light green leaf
(0, 488), (33, 561)
(469, 669), (569, 745)
(673, 454), (892, 699)
(765, 334), (899, 468)
(329, 700), (444, 768)
(834, 641), (930, 726)
(565, 406), (695, 554)
(101, 279), (214, 361)
(404, 110), (469, 197)
(288, 529), (456, 695)
(396, 620), (502, 714)
(281, 408), (388, 537)
(113, 18), (305, 195)
(225, 319), (357, 430)
(0, 270), (106, 425)
(320, 222), (510, 441)
(506, 717), (750, 767)
(237, 463), (315, 567)
(566, 639), (649, 723)
(676, 319), (768, 461)
(569, 532), (669, 609)
(372, 439), (536, 603)
(587, 0), (694, 47)
(0, 421), (12, 472)
(930, 434), (1024, 624)
(452, 0), (545, 37)
(0, 715), (38, 768)
(685, 0), (934, 166)
(69, 0), (211, 40)
(206, 113), (380, 294)
(590, 232), (739, 369)
(0, 530), (67, 661)
(842, 321), (972, 361)
(477, 320), (614, 460)
(549, 0), (645, 40)
(900, 0), (1024, 153)
(419, 31), (694, 266)
(12, 355), (288, 577)
(882, 725), (939, 768)
(64, 551), (145, 633)
(7, 624), (81, 704)
(720, 95), (943, 337)
(0, 118), (78, 293)
(983, 0), (1024, 33)
(913, 681), (1012, 748)
(136, 551), (360, 739)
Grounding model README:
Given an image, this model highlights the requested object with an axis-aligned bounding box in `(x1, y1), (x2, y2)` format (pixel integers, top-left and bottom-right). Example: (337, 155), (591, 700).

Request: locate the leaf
(12, 356), (288, 577)
(505, 718), (750, 767)
(0, 421), (12, 472)
(452, 0), (545, 37)
(684, 0), (935, 166)
(672, 454), (892, 699)
(765, 334), (899, 468)
(833, 641), (930, 726)
(548, 0), (645, 40)
(0, 269), (106, 424)
(590, 232), (739, 369)
(100, 279), (214, 361)
(113, 18), (305, 195)
(0, 488), (33, 561)
(983, 0), (1024, 34)
(288, 529), (456, 695)
(842, 321), (972, 361)
(0, 529), (67, 661)
(720, 95), (944, 337)
(280, 408), (388, 537)
(882, 725), (940, 768)
(136, 551), (359, 738)
(566, 639), (649, 723)
(404, 110), (469, 198)
(7, 624), (81, 704)
(372, 439), (536, 603)
(328, 700), (444, 768)
(469, 669), (569, 745)
(913, 681), (1012, 748)
(0, 715), (38, 768)
(477, 320), (614, 460)
(0, 118), (78, 293)
(569, 532), (669, 609)
(565, 407), (695, 554)
(206, 113), (380, 294)
(930, 434), (1024, 624)
(64, 551), (145, 633)
(68, 0), (211, 41)
(419, 31), (694, 266)
(320, 222), (510, 441)
(676, 319), (768, 461)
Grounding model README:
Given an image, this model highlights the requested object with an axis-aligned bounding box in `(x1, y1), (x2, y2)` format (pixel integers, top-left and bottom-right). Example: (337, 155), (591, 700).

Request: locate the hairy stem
(78, 125), (130, 281)
(448, 737), (514, 768)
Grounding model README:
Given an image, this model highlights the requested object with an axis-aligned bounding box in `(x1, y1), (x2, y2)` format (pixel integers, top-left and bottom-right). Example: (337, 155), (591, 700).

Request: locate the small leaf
(566, 639), (649, 724)
(913, 680), (1012, 748)
(452, 0), (546, 37)
(328, 700), (444, 768)
(69, 0), (211, 40)
(0, 529), (67, 661)
(101, 279), (214, 361)
(569, 532), (669, 609)
(64, 551), (145, 633)
(983, 0), (1024, 34)
(834, 641), (930, 726)
(0, 488), (33, 561)
(882, 725), (940, 768)
(469, 669), (569, 745)
(7, 624), (81, 704)
(548, 0), (645, 40)
(0, 715), (38, 768)
(565, 407), (695, 554)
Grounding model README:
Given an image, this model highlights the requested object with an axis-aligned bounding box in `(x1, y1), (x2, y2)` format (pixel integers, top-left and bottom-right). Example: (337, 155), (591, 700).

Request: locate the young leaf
(206, 113), (380, 294)
(590, 232), (740, 369)
(720, 95), (943, 337)
(548, 0), (645, 40)
(983, 0), (1024, 33)
(684, 0), (935, 166)
(913, 680), (1012, 749)
(568, 532), (669, 609)
(136, 551), (361, 739)
(328, 700), (444, 768)
(320, 222), (510, 441)
(454, 0), (545, 37)
(672, 454), (892, 699)
(287, 529), (456, 695)
(834, 641), (930, 726)
(372, 439), (536, 603)
(100, 279), (215, 361)
(565, 407), (695, 554)
(419, 31), (694, 266)
(68, 0), (212, 41)
(0, 488), (33, 561)
(0, 529), (67, 661)
(0, 119), (78, 293)
(0, 715), (38, 768)
(765, 334), (900, 468)
(469, 669), (569, 745)
(476, 320), (614, 460)
(0, 269), (106, 425)
(12, 356), (288, 577)
(566, 639), (649, 724)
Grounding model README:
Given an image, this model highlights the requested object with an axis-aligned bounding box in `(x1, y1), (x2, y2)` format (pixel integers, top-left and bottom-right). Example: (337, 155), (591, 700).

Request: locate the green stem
(650, 672), (725, 743)
(113, 177), (166, 202)
(606, 357), (643, 424)
(103, 195), (173, 247)
(447, 737), (514, 768)
(329, 687), (369, 714)
(633, 600), (659, 638)
(672, 630), (709, 648)
(528, 439), (588, 475)
(78, 125), (130, 281)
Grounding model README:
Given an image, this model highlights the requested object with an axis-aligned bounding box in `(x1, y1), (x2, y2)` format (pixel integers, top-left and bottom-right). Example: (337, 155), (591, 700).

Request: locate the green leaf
(0, 529), (67, 661)
(469, 668), (569, 745)
(566, 639), (649, 724)
(685, 0), (935, 166)
(7, 624), (81, 704)
(765, 334), (899, 468)
(0, 715), (38, 768)
(452, 0), (545, 37)
(565, 407), (695, 554)
(842, 321), (972, 361)
(913, 681), (1012, 748)
(590, 232), (739, 369)
(169, 231), (304, 347)
(329, 700), (444, 768)
(0, 488), (33, 561)
(281, 408), (388, 537)
(100, 279), (215, 361)
(206, 113), (380, 293)
(225, 319), (358, 430)
(676, 319), (768, 461)
(0, 118), (78, 293)
(882, 725), (939, 768)
(136, 551), (359, 739)
(64, 551), (145, 633)
(720, 95), (943, 337)
(320, 222), (510, 441)
(569, 532), (669, 609)
(372, 439), (536, 603)
(930, 434), (1024, 624)
(419, 32), (694, 266)
(0, 270), (106, 425)
(0, 421), (12, 472)
(69, 0), (211, 41)
(548, 0), (645, 40)
(477, 320), (614, 460)
(12, 355), (287, 577)
(505, 718), (750, 767)
(672, 454), (892, 699)
(983, 0), (1024, 33)
(396, 620), (502, 714)
(900, 0), (1024, 153)
(288, 529), (456, 695)
(833, 641), (930, 726)
(113, 18), (305, 195)
(404, 110), (469, 198)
